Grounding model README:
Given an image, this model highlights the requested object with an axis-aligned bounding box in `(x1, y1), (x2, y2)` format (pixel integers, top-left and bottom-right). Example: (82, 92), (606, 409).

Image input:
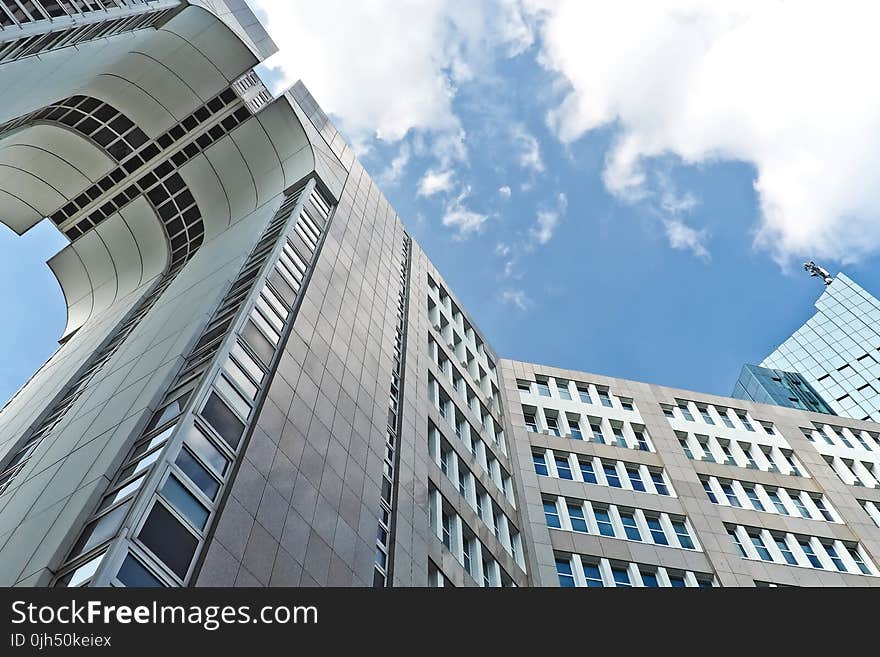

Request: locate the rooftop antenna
(803, 261), (833, 286)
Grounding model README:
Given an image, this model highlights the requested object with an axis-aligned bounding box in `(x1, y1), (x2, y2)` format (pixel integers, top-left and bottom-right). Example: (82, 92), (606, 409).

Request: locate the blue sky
(4, 1), (880, 405)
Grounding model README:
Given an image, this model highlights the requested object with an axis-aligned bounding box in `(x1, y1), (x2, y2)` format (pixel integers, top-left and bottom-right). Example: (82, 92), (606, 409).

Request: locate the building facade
(760, 273), (880, 422)
(732, 364), (836, 415)
(0, 2), (878, 588)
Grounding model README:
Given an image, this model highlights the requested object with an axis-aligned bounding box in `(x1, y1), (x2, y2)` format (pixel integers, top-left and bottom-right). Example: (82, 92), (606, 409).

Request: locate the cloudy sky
(4, 0), (880, 403)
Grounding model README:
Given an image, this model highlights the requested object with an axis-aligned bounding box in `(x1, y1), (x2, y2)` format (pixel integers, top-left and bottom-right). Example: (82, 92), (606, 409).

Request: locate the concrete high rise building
(0, 3), (879, 588)
(755, 272), (880, 422)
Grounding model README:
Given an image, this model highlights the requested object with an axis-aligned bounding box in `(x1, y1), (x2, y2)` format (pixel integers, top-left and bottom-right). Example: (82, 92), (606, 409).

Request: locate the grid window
(650, 472), (669, 496)
(569, 419), (583, 440)
(544, 501), (561, 529)
(580, 460), (597, 484)
(555, 457), (573, 480)
(603, 463), (622, 488)
(598, 389), (613, 407)
(702, 479), (718, 503)
(556, 559), (576, 587)
(774, 537), (797, 565)
(611, 566), (632, 587)
(583, 562), (604, 587)
(646, 517), (668, 545)
(556, 380), (572, 400)
(568, 504), (588, 533)
(533, 453), (548, 476)
(672, 520), (694, 549)
(750, 533), (772, 561)
(620, 512), (641, 541)
(594, 508), (615, 537)
(626, 467), (645, 492)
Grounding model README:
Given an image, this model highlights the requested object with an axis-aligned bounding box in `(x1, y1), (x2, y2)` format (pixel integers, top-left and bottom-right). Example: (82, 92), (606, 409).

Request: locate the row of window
(429, 423), (520, 559)
(544, 497), (699, 551)
(524, 407), (652, 453)
(429, 487), (519, 586)
(533, 449), (672, 496)
(53, 183), (329, 587)
(677, 431), (806, 477)
(428, 336), (506, 455)
(427, 277), (499, 407)
(373, 236), (409, 587)
(727, 525), (875, 576)
(700, 475), (838, 522)
(802, 423), (880, 453)
(663, 400), (774, 435)
(518, 377), (635, 413)
(555, 553), (715, 588)
(823, 454), (880, 489)
(428, 376), (513, 501)
(0, 4), (174, 64)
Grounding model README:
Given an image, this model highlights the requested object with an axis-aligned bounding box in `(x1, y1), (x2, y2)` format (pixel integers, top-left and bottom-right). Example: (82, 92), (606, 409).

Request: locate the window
(556, 558), (575, 587)
(569, 419), (583, 440)
(524, 412), (538, 432)
(720, 442), (736, 466)
(621, 399), (634, 411)
(750, 533), (771, 561)
(598, 389), (613, 407)
(743, 485), (765, 511)
(799, 539), (822, 568)
(536, 380), (551, 397)
(813, 497), (834, 522)
(740, 444), (758, 469)
(668, 573), (686, 588)
(762, 423), (776, 436)
(201, 392), (244, 449)
(138, 502), (198, 580)
(729, 529), (747, 557)
(790, 493), (811, 519)
(737, 413), (755, 431)
(677, 403), (694, 421)
(577, 385), (592, 404)
(583, 562), (604, 587)
(698, 406), (714, 424)
(650, 472), (669, 496)
(640, 570), (659, 587)
(533, 453), (548, 476)
(698, 439), (715, 463)
(160, 475), (209, 530)
(517, 380), (531, 393)
(544, 501), (561, 529)
(646, 517), (668, 545)
(662, 406), (675, 418)
(774, 536), (797, 565)
(768, 490), (789, 515)
(634, 430), (650, 451)
(620, 512), (641, 541)
(679, 438), (694, 459)
(702, 479), (718, 503)
(611, 566), (632, 587)
(824, 544), (846, 572)
(556, 380), (572, 400)
(719, 410), (735, 429)
(720, 482), (741, 507)
(546, 416), (561, 437)
(594, 508), (615, 537)
(117, 554), (163, 588)
(626, 467), (646, 492)
(612, 426), (627, 448)
(579, 460), (597, 484)
(555, 456), (574, 480)
(847, 546), (871, 575)
(672, 520), (694, 549)
(175, 449), (219, 501)
(568, 504), (588, 533)
(441, 513), (452, 548)
(590, 422), (605, 444)
(603, 463), (622, 488)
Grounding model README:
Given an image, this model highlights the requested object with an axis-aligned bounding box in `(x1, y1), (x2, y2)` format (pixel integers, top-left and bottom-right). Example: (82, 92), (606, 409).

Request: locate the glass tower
(761, 273), (880, 422)
(732, 364), (836, 415)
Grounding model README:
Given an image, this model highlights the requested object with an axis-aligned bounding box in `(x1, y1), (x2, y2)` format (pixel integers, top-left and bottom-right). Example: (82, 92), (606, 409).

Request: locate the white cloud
(495, 242), (511, 256)
(418, 169), (456, 197)
(442, 187), (489, 237)
(498, 185), (512, 199)
(664, 219), (710, 260)
(528, 192), (567, 245)
(377, 143), (411, 186)
(253, 0), (533, 154)
(501, 288), (532, 310)
(526, 0), (880, 264)
(511, 123), (545, 174)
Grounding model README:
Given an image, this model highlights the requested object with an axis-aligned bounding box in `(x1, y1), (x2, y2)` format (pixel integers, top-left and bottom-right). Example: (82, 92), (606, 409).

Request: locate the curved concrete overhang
(0, 5), (316, 340)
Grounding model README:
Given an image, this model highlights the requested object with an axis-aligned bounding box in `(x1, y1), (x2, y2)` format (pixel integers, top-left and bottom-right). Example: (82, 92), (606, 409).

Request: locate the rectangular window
(743, 486), (765, 511)
(569, 419), (583, 440)
(620, 512), (641, 541)
(737, 413), (755, 431)
(698, 407), (714, 424)
(556, 380), (572, 400)
(524, 412), (538, 432)
(556, 558), (576, 587)
(646, 517), (668, 545)
(517, 380), (531, 393)
(594, 508), (615, 537)
(640, 569), (659, 587)
(679, 438), (694, 459)
(740, 444), (758, 469)
(555, 456), (574, 480)
(579, 460), (597, 484)
(583, 562), (604, 587)
(536, 380), (551, 397)
(729, 529), (747, 557)
(544, 501), (561, 529)
(201, 392), (245, 449)
(774, 536), (797, 565)
(598, 389), (613, 408)
(626, 467), (645, 492)
(546, 416), (560, 437)
(677, 403), (694, 421)
(160, 475), (209, 530)
(577, 385), (592, 404)
(791, 493), (811, 519)
(612, 426), (627, 448)
(634, 430), (650, 451)
(650, 472), (669, 496)
(138, 502), (198, 580)
(672, 520), (694, 549)
(847, 546), (871, 575)
(768, 491), (789, 515)
(799, 540), (822, 568)
(750, 533), (772, 561)
(702, 479), (718, 503)
(611, 566), (632, 587)
(568, 504), (588, 533)
(720, 411), (735, 428)
(533, 453), (548, 476)
(824, 544), (846, 572)
(813, 497), (834, 522)
(668, 573), (686, 588)
(590, 422), (605, 444)
(621, 399), (634, 412)
(603, 463), (622, 488)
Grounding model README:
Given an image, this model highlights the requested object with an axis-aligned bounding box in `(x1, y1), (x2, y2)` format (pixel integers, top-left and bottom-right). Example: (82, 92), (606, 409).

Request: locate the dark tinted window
(138, 502), (198, 580)
(201, 392), (244, 448)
